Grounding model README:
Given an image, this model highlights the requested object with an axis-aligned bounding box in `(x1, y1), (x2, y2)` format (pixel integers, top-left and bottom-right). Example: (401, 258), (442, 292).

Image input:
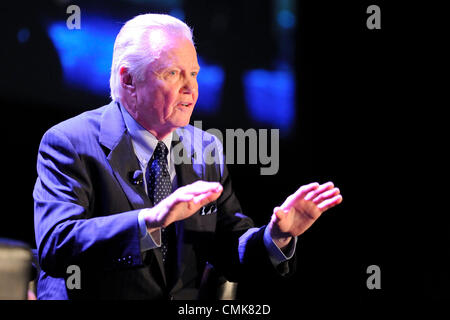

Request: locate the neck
(119, 99), (176, 141)
(146, 126), (175, 141)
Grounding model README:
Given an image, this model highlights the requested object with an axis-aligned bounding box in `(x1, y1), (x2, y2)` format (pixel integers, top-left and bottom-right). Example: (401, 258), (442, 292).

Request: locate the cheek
(144, 85), (174, 115)
(163, 90), (180, 113)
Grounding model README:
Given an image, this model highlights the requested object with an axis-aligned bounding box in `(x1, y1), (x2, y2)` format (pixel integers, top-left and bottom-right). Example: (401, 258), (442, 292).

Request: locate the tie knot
(154, 141), (169, 160)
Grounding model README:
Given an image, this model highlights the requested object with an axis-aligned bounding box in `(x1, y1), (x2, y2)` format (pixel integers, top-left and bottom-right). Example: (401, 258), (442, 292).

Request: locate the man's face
(132, 35), (200, 137)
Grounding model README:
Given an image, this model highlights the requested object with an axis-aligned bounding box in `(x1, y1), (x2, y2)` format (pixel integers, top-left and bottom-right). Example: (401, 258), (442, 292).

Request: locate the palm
(271, 182), (343, 240)
(279, 200), (322, 236)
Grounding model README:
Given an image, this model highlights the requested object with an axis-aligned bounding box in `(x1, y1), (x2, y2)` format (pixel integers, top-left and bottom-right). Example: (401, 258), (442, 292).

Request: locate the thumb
(273, 206), (287, 221)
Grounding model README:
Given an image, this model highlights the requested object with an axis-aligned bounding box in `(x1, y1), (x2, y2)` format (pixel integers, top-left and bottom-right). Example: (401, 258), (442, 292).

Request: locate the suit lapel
(99, 103), (168, 285)
(99, 102), (152, 211)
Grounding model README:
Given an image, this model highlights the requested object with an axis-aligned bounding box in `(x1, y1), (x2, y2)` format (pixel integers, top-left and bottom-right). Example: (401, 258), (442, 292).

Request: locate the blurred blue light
(277, 10), (296, 29)
(46, 16), (223, 114)
(46, 10), (295, 128)
(195, 57), (224, 114)
(17, 27), (30, 43)
(47, 16), (120, 95)
(243, 68), (295, 131)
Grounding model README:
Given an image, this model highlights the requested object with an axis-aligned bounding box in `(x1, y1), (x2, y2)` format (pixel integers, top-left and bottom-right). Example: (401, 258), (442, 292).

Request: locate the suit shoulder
(49, 105), (106, 137)
(39, 104), (111, 152)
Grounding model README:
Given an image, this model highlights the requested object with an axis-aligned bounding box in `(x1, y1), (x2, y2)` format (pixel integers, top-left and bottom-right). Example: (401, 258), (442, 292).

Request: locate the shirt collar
(119, 103), (173, 167)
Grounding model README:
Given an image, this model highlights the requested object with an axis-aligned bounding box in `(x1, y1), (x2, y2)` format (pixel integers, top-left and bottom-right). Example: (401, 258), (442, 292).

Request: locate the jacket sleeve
(33, 127), (143, 277)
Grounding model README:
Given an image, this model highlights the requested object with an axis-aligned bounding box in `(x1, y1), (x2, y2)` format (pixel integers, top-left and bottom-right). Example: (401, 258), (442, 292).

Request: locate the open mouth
(178, 102), (192, 107)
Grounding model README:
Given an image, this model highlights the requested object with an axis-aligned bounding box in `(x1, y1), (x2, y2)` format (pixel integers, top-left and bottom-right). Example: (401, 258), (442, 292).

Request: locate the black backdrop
(0, 0), (447, 305)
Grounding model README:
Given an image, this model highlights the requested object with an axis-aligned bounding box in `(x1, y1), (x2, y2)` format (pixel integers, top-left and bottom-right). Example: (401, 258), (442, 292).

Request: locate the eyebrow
(158, 64), (200, 72)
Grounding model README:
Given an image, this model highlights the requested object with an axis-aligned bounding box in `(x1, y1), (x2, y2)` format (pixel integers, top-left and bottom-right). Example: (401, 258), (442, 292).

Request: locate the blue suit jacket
(33, 102), (293, 299)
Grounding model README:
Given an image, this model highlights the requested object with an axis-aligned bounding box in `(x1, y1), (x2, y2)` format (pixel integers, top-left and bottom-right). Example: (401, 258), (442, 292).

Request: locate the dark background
(0, 0), (447, 305)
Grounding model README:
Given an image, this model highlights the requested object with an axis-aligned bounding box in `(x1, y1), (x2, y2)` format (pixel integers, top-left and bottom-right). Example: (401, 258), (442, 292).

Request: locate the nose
(180, 75), (197, 95)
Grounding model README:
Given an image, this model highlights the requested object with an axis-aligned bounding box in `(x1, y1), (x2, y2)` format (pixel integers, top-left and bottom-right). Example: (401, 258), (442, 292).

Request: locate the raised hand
(268, 182), (343, 249)
(143, 180), (223, 230)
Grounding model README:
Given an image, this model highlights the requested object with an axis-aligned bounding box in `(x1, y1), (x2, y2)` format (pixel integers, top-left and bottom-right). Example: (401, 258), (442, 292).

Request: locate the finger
(192, 193), (209, 205)
(312, 187), (340, 204)
(184, 181), (223, 195)
(296, 182), (320, 199)
(281, 182), (319, 209)
(174, 193), (195, 203)
(304, 181), (334, 201)
(317, 194), (343, 211)
(192, 188), (222, 205)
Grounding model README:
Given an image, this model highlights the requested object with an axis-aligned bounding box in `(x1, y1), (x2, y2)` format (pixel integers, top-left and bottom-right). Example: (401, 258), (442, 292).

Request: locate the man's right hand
(142, 181), (223, 231)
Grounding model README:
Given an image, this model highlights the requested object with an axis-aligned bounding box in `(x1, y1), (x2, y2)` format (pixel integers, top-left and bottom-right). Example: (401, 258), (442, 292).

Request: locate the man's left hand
(268, 181), (343, 249)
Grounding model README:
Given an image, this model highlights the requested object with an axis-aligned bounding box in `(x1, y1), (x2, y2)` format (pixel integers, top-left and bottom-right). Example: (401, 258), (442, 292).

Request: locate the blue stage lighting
(243, 68), (295, 132)
(47, 17), (223, 114)
(47, 16), (120, 96)
(195, 57), (224, 114)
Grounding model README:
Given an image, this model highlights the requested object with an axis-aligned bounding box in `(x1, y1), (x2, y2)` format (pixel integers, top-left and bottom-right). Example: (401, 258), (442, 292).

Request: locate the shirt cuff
(138, 210), (161, 252)
(263, 226), (297, 266)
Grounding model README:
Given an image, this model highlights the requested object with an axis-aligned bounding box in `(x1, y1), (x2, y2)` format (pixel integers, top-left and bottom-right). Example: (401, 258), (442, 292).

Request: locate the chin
(167, 119), (188, 130)
(174, 113), (193, 128)
(179, 119), (191, 128)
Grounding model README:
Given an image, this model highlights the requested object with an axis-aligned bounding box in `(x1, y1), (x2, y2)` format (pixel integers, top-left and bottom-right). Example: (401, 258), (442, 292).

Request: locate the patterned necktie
(147, 141), (172, 264)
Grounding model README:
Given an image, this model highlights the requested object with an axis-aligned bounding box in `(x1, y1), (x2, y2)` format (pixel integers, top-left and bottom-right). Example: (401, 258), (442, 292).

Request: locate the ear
(119, 66), (135, 94)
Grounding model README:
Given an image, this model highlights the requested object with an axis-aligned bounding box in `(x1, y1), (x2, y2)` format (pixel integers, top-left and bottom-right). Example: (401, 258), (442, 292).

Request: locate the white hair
(109, 13), (194, 102)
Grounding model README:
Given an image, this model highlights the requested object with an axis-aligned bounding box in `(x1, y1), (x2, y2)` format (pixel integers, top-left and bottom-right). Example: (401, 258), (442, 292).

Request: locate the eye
(190, 71), (198, 77)
(168, 70), (178, 76)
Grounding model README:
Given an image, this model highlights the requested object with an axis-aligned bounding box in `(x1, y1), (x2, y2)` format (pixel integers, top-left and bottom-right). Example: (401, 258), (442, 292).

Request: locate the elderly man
(33, 13), (342, 299)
